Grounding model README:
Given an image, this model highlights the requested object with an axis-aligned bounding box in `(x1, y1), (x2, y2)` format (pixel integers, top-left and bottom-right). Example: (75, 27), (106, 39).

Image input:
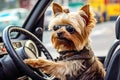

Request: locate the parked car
(0, 0), (119, 80)
(0, 8), (28, 35)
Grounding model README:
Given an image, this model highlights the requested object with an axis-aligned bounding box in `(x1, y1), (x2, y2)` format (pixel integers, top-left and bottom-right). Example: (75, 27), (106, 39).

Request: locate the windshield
(0, 0), (38, 36)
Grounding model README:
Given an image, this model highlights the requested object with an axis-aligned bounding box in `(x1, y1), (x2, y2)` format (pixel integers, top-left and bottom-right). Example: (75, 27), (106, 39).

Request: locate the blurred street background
(54, 0), (120, 21)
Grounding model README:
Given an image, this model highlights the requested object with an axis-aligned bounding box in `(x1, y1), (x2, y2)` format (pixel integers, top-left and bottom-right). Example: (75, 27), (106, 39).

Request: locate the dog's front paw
(24, 57), (44, 68)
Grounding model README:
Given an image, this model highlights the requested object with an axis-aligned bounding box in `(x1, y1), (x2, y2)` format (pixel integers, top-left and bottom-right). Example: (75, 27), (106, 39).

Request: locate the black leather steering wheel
(2, 26), (54, 80)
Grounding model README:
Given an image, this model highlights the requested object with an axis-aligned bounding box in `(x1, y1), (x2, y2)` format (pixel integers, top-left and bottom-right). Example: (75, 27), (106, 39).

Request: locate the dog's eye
(53, 25), (61, 31)
(66, 25), (75, 34)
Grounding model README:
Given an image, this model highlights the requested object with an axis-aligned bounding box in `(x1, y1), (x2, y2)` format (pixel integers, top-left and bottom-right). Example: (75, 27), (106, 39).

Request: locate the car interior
(0, 0), (119, 80)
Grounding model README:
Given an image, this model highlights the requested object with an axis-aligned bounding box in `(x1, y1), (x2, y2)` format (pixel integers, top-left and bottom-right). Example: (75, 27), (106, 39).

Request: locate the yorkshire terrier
(24, 3), (105, 80)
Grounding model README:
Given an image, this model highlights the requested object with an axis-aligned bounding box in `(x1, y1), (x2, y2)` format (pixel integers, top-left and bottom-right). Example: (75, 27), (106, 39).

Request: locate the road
(90, 21), (116, 56)
(43, 21), (116, 58)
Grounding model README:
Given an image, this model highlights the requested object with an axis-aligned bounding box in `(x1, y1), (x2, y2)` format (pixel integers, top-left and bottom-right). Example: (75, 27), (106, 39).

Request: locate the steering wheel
(2, 26), (54, 80)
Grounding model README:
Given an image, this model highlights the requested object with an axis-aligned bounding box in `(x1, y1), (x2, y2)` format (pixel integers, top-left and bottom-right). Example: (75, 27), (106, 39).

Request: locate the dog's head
(48, 3), (96, 52)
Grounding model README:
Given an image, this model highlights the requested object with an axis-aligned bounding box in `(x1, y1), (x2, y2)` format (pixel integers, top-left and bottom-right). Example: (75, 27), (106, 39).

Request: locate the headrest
(115, 16), (120, 39)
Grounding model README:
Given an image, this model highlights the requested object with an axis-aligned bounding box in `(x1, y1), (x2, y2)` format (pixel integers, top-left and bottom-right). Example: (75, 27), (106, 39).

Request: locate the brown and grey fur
(24, 3), (105, 80)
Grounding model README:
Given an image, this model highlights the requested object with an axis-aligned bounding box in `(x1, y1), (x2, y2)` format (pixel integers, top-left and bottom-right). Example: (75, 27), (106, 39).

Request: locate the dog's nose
(57, 32), (63, 38)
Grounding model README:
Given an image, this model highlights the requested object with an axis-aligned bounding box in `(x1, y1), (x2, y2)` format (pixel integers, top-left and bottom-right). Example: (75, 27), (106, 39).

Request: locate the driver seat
(104, 16), (120, 80)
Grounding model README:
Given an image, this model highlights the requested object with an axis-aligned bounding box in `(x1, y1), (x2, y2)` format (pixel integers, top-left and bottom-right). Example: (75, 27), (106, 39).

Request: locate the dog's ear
(80, 4), (90, 25)
(80, 4), (90, 17)
(80, 5), (96, 33)
(52, 3), (63, 15)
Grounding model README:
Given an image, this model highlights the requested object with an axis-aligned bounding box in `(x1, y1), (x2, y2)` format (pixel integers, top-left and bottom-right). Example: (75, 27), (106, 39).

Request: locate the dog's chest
(54, 48), (95, 80)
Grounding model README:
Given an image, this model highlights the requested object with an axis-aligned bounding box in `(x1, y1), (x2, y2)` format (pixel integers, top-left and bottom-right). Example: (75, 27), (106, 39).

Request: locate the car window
(0, 0), (38, 36)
